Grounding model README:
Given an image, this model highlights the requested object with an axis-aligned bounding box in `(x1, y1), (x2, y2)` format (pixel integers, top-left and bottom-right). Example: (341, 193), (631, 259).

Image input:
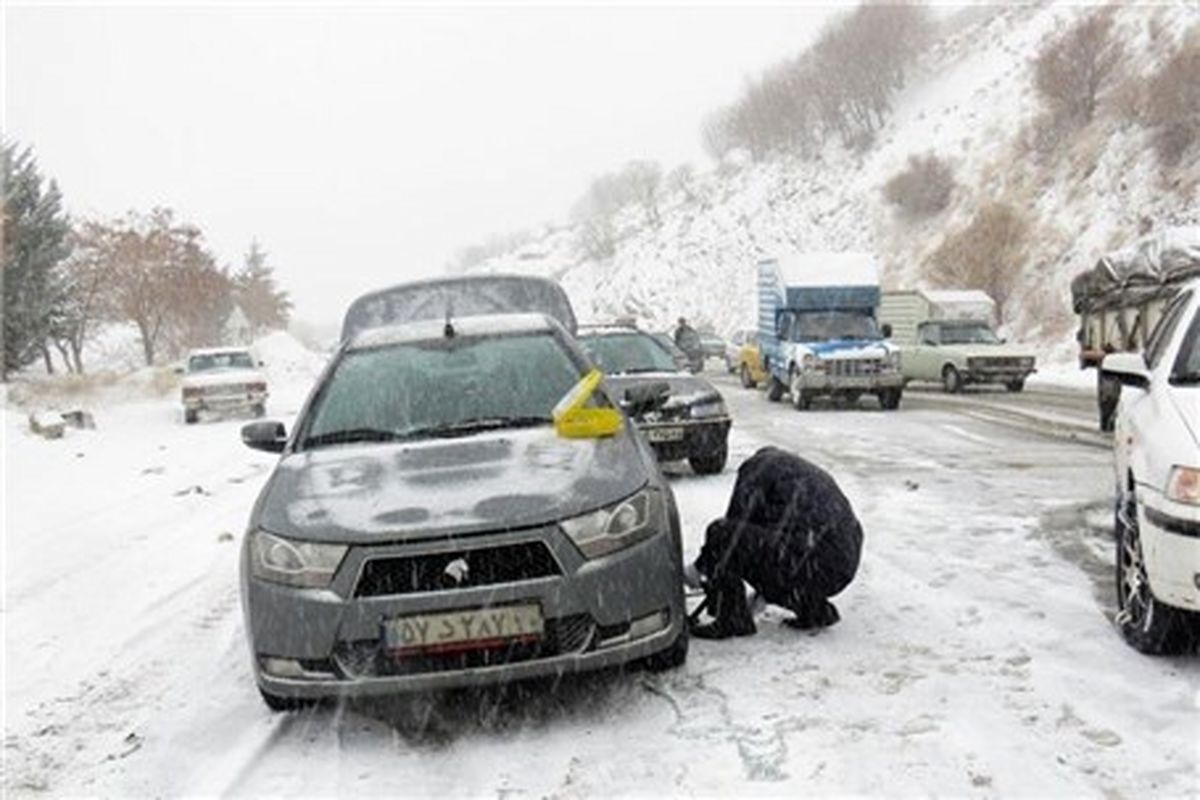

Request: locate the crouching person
(687, 446), (863, 639)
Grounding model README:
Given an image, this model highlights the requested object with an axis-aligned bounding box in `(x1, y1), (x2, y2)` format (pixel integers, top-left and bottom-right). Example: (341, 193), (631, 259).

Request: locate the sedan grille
(354, 541), (561, 598)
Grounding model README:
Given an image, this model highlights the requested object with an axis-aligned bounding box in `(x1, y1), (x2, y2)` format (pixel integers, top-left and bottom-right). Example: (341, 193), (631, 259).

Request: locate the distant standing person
(674, 317), (703, 372)
(687, 447), (864, 639)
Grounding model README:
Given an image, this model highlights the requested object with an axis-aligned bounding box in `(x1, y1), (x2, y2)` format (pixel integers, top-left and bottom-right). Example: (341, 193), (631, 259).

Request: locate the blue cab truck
(757, 253), (905, 410)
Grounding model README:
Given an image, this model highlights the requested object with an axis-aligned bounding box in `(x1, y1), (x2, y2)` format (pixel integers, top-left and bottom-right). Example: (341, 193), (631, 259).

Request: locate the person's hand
(683, 562), (705, 589)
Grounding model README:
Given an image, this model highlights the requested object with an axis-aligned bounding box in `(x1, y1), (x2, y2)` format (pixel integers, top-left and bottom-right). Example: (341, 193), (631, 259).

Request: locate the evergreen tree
(2, 141), (72, 378)
(232, 240), (292, 333)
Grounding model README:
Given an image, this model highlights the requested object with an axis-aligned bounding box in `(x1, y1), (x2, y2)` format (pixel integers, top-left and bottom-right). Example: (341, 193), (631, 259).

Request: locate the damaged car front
(238, 313), (687, 710)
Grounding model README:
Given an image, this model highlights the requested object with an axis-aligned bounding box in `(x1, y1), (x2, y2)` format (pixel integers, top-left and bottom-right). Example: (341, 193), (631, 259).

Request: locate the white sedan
(180, 347), (269, 424)
(1103, 279), (1200, 654)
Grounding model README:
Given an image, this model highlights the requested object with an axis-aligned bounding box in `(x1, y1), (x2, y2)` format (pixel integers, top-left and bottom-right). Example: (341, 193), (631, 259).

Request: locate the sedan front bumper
(242, 521), (686, 699)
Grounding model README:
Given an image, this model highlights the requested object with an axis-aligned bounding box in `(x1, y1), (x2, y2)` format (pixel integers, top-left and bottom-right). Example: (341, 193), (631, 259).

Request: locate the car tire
(184, 409), (199, 425)
(789, 369), (810, 410)
(1098, 372), (1120, 432)
(1115, 493), (1195, 655)
(641, 625), (688, 672)
(766, 377), (785, 402)
(1005, 379), (1025, 393)
(740, 365), (757, 389)
(942, 365), (963, 394)
(689, 444), (728, 475)
(259, 687), (316, 712)
(878, 388), (902, 410)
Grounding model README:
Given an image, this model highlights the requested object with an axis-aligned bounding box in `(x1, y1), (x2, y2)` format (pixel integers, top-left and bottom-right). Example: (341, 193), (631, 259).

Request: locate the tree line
(2, 140), (292, 379)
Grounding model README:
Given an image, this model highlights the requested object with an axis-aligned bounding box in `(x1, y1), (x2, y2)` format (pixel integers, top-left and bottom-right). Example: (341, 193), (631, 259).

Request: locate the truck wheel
(1098, 372), (1120, 432)
(789, 371), (810, 410)
(878, 388), (902, 410)
(1005, 379), (1025, 393)
(184, 409), (199, 425)
(1115, 494), (1195, 655)
(689, 444), (728, 475)
(740, 364), (757, 389)
(942, 365), (963, 394)
(766, 377), (785, 402)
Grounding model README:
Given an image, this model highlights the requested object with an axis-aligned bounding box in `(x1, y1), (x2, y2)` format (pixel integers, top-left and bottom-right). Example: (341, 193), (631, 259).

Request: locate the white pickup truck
(180, 347), (268, 424)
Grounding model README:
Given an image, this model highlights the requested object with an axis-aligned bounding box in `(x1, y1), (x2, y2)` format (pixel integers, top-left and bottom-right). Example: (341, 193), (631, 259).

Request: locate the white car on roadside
(1102, 280), (1200, 654)
(180, 347), (269, 425)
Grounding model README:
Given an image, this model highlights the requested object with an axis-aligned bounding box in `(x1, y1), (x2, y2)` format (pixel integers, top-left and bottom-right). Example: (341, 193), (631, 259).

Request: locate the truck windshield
(791, 311), (879, 342)
(940, 324), (1001, 345)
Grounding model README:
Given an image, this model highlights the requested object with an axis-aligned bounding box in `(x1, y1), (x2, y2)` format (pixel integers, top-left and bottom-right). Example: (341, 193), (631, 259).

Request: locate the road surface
(4, 363), (1196, 797)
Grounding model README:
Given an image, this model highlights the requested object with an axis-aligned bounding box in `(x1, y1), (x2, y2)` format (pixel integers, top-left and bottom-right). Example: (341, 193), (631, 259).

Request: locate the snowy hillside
(470, 3), (1200, 363)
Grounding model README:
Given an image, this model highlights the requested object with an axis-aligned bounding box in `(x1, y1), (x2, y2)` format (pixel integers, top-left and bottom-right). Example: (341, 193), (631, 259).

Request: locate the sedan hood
(255, 426), (646, 543)
(603, 372), (722, 410)
(939, 343), (1036, 360)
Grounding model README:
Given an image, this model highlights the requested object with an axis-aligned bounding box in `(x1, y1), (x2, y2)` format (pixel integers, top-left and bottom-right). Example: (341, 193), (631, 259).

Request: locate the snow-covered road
(4, 364), (1197, 797)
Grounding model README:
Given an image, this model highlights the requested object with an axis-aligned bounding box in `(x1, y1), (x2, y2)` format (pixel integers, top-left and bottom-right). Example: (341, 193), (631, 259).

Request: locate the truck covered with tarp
(1070, 226), (1200, 429)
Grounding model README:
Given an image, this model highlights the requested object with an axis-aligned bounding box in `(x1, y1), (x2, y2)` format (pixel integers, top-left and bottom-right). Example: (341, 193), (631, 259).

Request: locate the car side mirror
(242, 420), (288, 453)
(172, 364), (185, 376)
(257, 360), (265, 368)
(1101, 352), (1150, 391)
(624, 382), (671, 416)
(880, 324), (893, 338)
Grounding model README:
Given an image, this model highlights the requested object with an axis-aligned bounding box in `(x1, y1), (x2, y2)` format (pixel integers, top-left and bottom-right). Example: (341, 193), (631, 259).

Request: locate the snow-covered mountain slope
(470, 2), (1199, 364)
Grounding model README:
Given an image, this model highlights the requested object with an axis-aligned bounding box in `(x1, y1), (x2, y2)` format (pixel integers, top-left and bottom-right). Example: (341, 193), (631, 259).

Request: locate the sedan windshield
(188, 352), (255, 372)
(301, 333), (582, 448)
(940, 324), (1002, 345)
(792, 312), (879, 342)
(579, 332), (680, 374)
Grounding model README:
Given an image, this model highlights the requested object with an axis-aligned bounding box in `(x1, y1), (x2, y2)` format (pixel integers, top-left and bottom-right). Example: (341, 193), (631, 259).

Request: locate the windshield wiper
(301, 427), (407, 449)
(416, 416), (552, 439)
(1169, 371), (1200, 386)
(619, 366), (671, 374)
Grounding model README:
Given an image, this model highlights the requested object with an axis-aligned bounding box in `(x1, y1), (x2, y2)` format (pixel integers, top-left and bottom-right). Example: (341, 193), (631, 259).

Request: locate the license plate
(645, 426), (684, 443)
(383, 604), (544, 655)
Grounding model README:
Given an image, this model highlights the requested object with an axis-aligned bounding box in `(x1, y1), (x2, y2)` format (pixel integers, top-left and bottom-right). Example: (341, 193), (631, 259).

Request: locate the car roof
(187, 347), (253, 357)
(346, 312), (560, 351)
(576, 325), (648, 338)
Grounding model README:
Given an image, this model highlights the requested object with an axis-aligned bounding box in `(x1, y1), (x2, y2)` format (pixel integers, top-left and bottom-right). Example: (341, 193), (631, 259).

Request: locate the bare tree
(1034, 12), (1124, 125)
(883, 154), (956, 218)
(928, 202), (1031, 320)
(1144, 29), (1200, 166)
(622, 160), (662, 227)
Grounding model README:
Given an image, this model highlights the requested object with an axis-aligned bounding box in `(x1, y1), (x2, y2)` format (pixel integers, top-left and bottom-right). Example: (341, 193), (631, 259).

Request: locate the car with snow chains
(238, 277), (687, 709)
(179, 347), (268, 424)
(1101, 278), (1200, 655)
(576, 325), (732, 475)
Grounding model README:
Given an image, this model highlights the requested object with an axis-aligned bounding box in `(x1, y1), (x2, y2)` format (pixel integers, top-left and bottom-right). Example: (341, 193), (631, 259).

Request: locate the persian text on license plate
(645, 426), (684, 443)
(383, 604), (544, 654)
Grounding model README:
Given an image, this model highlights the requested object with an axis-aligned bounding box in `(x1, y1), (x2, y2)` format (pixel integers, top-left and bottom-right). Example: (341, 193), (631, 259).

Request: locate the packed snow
(3, 335), (1196, 797)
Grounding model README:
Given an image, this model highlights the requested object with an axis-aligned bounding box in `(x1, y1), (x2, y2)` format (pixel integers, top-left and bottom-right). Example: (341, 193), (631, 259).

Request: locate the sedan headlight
(560, 488), (664, 559)
(690, 400), (727, 419)
(1165, 466), (1200, 505)
(249, 530), (347, 588)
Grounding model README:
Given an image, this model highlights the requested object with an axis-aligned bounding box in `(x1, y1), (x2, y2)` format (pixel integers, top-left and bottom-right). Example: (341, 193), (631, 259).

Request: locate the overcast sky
(6, 2), (844, 326)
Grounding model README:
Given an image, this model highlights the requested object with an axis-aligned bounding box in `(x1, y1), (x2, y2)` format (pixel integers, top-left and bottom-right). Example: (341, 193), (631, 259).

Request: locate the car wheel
(766, 376), (785, 402)
(1115, 493), (1195, 655)
(641, 625), (688, 672)
(942, 365), (963, 394)
(1005, 379), (1025, 393)
(878, 388), (902, 410)
(689, 444), (728, 475)
(259, 687), (316, 712)
(1098, 372), (1120, 432)
(789, 369), (810, 410)
(740, 364), (757, 389)
(184, 409), (199, 425)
